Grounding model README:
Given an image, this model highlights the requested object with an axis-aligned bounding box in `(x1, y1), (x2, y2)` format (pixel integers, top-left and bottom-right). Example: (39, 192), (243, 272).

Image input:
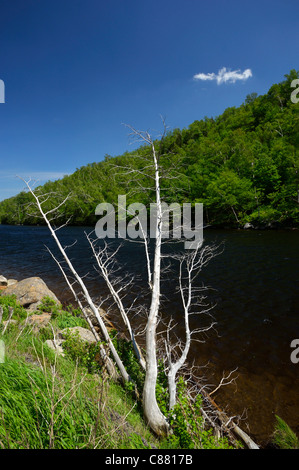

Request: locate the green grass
(0, 297), (158, 449)
(272, 416), (299, 449)
(0, 294), (243, 449)
(0, 331), (157, 449)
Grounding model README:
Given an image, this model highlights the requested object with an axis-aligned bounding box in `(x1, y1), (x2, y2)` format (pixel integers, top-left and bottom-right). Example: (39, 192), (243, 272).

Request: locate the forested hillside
(1, 70), (298, 228)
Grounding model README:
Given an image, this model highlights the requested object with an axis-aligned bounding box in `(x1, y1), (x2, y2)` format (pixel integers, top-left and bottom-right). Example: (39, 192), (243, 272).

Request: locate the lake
(0, 224), (298, 446)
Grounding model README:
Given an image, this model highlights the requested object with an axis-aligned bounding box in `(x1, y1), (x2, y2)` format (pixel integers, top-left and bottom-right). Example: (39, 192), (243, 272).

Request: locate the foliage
(111, 330), (145, 394)
(37, 296), (61, 316)
(0, 294), (28, 321)
(61, 329), (102, 374)
(157, 376), (233, 449)
(36, 297), (88, 329)
(272, 415), (299, 449)
(0, 70), (298, 228)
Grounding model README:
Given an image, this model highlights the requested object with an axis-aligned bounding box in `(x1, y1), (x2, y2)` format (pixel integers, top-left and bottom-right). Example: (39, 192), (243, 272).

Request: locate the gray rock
(44, 339), (65, 356)
(0, 275), (7, 286)
(2, 277), (60, 308)
(26, 301), (43, 313)
(61, 326), (97, 344)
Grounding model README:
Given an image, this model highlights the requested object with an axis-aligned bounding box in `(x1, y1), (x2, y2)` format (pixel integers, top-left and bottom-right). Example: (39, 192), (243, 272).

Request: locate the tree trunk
(142, 141), (169, 436)
(143, 314), (169, 436)
(168, 368), (177, 410)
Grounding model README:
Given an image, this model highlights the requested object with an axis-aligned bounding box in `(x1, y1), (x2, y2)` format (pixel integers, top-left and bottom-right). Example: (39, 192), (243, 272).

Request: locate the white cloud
(193, 67), (252, 85)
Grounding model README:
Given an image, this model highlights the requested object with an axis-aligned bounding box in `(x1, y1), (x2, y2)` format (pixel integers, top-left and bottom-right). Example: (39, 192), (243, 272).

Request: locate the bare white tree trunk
(142, 138), (169, 435)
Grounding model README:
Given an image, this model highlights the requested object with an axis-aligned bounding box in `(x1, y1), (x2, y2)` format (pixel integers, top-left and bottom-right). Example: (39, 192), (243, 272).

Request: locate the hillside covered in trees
(0, 70), (298, 228)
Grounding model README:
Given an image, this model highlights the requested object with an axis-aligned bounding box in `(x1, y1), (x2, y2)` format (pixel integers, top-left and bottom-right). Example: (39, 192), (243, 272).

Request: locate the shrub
(62, 329), (102, 374)
(37, 296), (61, 316)
(157, 376), (233, 449)
(0, 294), (28, 321)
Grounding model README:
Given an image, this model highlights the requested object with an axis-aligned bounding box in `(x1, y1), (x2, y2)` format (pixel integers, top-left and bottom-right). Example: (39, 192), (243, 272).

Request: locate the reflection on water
(0, 224), (299, 446)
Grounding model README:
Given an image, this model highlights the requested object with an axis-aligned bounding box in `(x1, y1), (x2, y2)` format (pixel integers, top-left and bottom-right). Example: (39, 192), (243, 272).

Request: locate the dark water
(0, 224), (299, 446)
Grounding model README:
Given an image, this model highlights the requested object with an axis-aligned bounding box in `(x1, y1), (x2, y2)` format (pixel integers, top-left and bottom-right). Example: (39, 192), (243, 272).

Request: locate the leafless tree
(164, 243), (219, 410)
(95, 123), (220, 435)
(20, 178), (130, 384)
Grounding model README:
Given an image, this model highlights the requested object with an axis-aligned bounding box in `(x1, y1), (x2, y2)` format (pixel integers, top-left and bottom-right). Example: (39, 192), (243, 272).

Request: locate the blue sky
(0, 0), (298, 201)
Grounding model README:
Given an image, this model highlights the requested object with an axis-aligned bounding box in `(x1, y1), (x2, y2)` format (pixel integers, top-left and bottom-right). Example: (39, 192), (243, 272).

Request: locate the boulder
(7, 279), (18, 287)
(26, 301), (43, 313)
(1, 277), (59, 308)
(61, 326), (97, 344)
(0, 275), (7, 286)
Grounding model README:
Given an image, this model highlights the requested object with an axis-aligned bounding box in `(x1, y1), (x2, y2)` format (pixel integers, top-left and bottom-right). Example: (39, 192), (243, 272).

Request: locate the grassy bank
(0, 295), (160, 449)
(0, 294), (296, 450)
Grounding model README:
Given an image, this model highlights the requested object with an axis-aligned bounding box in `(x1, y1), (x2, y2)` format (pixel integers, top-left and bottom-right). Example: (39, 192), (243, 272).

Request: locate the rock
(244, 223), (254, 229)
(0, 275), (7, 286)
(44, 339), (65, 356)
(28, 312), (51, 330)
(1, 277), (60, 308)
(61, 326), (97, 344)
(7, 279), (18, 287)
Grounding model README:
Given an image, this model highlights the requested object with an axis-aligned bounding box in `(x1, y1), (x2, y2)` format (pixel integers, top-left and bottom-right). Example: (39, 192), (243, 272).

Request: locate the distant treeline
(1, 70), (298, 228)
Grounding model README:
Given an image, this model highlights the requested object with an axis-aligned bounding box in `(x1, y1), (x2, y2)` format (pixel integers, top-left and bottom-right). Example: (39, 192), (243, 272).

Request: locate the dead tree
(99, 123), (218, 435)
